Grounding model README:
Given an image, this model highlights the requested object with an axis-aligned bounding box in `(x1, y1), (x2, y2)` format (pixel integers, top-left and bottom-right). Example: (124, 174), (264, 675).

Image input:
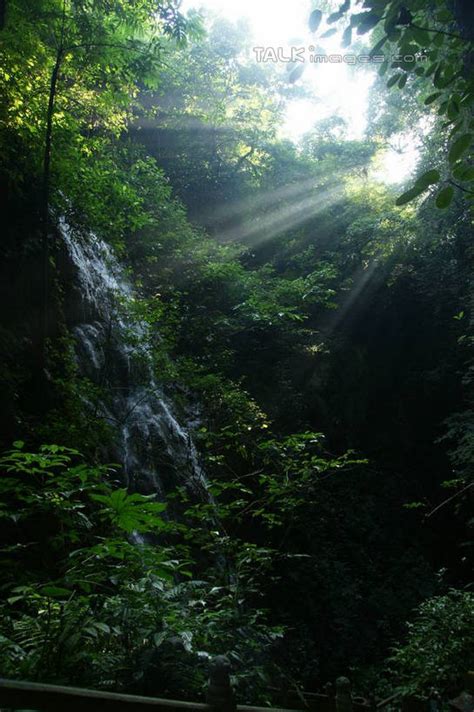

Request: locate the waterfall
(59, 218), (209, 501)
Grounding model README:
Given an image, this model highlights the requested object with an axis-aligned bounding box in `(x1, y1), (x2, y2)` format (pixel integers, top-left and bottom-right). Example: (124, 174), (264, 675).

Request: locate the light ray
(197, 174), (321, 227)
(324, 261), (380, 335)
(219, 184), (344, 245)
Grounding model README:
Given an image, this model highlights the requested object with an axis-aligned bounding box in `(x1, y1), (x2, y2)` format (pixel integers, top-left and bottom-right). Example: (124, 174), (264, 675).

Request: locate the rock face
(60, 218), (208, 500)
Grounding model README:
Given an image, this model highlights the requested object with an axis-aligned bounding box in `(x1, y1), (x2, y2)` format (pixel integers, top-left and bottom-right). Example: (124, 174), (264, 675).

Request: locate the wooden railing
(1, 659), (472, 712)
(0, 658), (357, 712)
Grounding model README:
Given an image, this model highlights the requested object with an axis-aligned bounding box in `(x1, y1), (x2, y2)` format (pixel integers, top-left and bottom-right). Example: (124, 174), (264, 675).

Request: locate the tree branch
(425, 482), (473, 518)
(410, 21), (466, 42)
(449, 179), (474, 195)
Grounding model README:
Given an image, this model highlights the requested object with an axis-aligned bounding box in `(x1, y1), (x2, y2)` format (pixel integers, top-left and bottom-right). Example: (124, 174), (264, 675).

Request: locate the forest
(0, 0), (473, 707)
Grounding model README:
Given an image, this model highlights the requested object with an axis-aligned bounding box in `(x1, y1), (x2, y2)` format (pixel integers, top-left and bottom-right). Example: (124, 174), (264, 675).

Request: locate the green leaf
(309, 10), (322, 32)
(356, 12), (380, 34)
(369, 35), (387, 57)
(395, 186), (424, 206)
(425, 62), (438, 78)
(395, 169), (441, 207)
(433, 65), (455, 89)
(7, 595), (27, 604)
(447, 103), (458, 121)
(342, 26), (352, 47)
(154, 631), (167, 647)
(384, 6), (399, 33)
(435, 185), (454, 209)
(410, 26), (430, 45)
(387, 73), (402, 88)
(436, 9), (452, 22)
(386, 27), (401, 41)
(424, 92), (442, 105)
(320, 28), (337, 38)
(433, 64), (443, 89)
(452, 165), (474, 182)
(398, 74), (407, 89)
(84, 626), (98, 639)
(438, 100), (448, 116)
(414, 169), (440, 190)
(94, 622), (111, 634)
(327, 11), (342, 24)
(448, 133), (472, 164)
(396, 6), (412, 26)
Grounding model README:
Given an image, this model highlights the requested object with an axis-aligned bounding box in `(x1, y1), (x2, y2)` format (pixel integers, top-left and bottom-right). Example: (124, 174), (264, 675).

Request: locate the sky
(181, 0), (419, 183)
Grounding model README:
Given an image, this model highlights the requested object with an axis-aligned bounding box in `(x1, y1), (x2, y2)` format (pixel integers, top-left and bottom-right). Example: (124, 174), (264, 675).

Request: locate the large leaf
(395, 185), (425, 206)
(435, 185), (454, 209)
(369, 35), (387, 57)
(387, 73), (402, 88)
(321, 28), (337, 38)
(309, 9), (322, 32)
(398, 74), (407, 89)
(424, 92), (442, 105)
(414, 169), (440, 190)
(356, 12), (380, 34)
(327, 10), (342, 24)
(448, 133), (472, 164)
(452, 165), (474, 182)
(395, 170), (440, 206)
(410, 26), (430, 46)
(342, 26), (352, 48)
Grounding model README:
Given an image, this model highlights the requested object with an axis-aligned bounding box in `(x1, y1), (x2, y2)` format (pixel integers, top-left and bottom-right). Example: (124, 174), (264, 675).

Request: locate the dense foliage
(0, 0), (473, 706)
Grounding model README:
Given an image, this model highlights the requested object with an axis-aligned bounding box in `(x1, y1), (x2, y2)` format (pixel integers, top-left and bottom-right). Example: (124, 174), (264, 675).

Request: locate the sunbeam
(194, 173), (322, 228)
(218, 184), (344, 246)
(325, 260), (380, 335)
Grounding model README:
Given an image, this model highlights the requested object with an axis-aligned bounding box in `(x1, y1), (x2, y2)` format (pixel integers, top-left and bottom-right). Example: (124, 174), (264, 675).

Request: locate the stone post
(206, 655), (236, 712)
(336, 677), (353, 712)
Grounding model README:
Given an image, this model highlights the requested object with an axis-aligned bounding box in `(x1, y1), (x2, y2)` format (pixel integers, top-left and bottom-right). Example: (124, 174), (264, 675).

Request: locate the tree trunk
(41, 46), (63, 351)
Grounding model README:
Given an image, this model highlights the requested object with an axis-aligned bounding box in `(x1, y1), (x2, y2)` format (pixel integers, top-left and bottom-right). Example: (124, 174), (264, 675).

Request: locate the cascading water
(59, 218), (209, 502)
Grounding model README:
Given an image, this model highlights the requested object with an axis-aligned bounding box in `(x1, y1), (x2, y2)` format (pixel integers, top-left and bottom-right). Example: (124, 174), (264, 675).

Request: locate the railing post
(368, 692), (377, 712)
(324, 682), (335, 698)
(206, 655), (236, 712)
(336, 677), (353, 712)
(428, 688), (441, 712)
